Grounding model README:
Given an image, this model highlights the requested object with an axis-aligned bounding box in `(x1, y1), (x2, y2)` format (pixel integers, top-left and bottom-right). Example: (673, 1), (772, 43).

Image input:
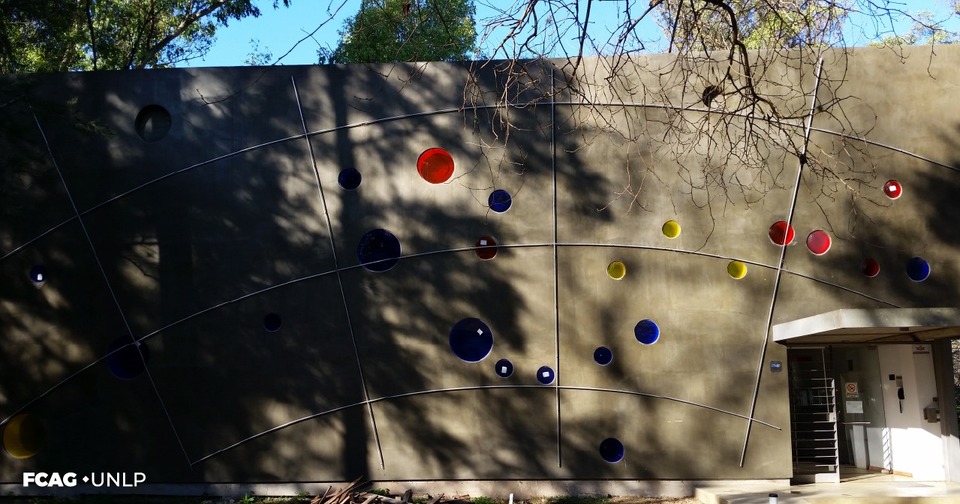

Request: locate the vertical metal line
(739, 57), (824, 467)
(32, 114), (192, 466)
(290, 77), (385, 470)
(551, 65), (563, 468)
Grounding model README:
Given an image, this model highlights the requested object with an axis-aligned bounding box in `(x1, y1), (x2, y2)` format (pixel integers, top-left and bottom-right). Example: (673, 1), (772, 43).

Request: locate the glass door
(830, 345), (890, 475)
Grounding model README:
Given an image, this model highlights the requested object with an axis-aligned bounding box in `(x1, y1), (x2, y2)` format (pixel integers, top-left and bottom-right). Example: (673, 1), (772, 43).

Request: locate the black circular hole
(135, 104), (172, 142)
(494, 358), (513, 378)
(338, 168), (362, 190)
(594, 346), (613, 366)
(449, 318), (494, 362)
(264, 313), (282, 332)
(358, 229), (401, 272)
(599, 437), (624, 463)
(536, 365), (555, 385)
(106, 336), (149, 380)
(29, 265), (46, 284)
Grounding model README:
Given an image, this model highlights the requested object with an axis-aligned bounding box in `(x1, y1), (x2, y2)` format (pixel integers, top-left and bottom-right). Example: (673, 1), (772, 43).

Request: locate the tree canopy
(0, 0), (291, 73)
(320, 0), (477, 64)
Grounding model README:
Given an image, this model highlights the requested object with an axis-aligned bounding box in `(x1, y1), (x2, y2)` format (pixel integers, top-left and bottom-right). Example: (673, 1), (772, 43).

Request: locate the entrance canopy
(773, 307), (960, 345)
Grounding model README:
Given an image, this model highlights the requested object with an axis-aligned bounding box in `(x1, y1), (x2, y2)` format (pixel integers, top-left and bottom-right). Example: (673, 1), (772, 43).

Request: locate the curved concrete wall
(1, 45), (958, 486)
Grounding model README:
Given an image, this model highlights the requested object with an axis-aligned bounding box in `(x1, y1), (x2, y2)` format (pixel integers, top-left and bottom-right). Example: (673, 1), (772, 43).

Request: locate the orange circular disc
(417, 148), (455, 184)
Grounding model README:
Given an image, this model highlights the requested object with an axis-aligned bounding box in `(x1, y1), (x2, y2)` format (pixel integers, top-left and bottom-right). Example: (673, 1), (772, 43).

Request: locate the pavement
(695, 477), (960, 504)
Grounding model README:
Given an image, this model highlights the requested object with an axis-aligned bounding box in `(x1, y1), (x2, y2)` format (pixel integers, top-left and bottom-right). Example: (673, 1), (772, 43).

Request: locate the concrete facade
(1, 45), (959, 488)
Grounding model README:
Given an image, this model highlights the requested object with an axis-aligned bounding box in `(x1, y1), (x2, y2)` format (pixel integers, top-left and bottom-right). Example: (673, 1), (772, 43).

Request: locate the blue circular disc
(29, 265), (46, 284)
(634, 319), (660, 345)
(906, 257), (930, 282)
(536, 365), (555, 385)
(264, 313), (282, 332)
(449, 318), (494, 362)
(594, 346), (613, 366)
(106, 337), (149, 380)
(357, 229), (401, 272)
(599, 437), (625, 463)
(338, 168), (362, 190)
(488, 189), (512, 213)
(494, 358), (514, 378)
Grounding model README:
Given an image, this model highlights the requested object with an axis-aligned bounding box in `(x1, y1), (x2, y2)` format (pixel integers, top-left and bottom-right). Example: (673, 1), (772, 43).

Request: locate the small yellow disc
(2, 414), (45, 459)
(662, 220), (681, 239)
(727, 261), (747, 280)
(607, 260), (627, 280)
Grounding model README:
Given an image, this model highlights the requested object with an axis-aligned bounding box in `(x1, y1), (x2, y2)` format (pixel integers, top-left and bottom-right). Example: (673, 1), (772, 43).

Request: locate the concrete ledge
(0, 479), (788, 499)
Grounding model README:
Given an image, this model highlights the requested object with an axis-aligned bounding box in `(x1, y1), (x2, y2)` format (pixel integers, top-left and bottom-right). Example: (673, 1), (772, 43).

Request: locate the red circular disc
(861, 258), (880, 277)
(883, 180), (902, 200)
(768, 221), (795, 246)
(417, 148), (454, 184)
(806, 230), (832, 256)
(475, 236), (498, 260)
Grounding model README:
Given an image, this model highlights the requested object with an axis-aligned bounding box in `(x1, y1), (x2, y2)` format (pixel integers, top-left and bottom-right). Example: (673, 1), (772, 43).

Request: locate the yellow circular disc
(2, 414), (45, 459)
(662, 220), (681, 239)
(607, 260), (626, 280)
(727, 261), (747, 280)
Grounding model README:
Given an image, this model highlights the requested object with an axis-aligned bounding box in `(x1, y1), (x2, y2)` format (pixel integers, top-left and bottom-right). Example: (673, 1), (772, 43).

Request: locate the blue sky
(184, 0), (960, 68)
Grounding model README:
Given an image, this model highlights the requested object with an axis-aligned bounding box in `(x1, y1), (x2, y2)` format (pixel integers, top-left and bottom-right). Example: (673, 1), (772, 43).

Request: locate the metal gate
(788, 348), (840, 483)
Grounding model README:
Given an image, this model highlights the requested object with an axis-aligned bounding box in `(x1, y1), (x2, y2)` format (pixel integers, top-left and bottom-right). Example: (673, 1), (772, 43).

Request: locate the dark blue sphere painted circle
(599, 437), (625, 463)
(106, 336), (149, 380)
(488, 189), (512, 213)
(264, 313), (282, 332)
(594, 346), (613, 366)
(338, 168), (362, 190)
(357, 229), (401, 272)
(449, 318), (494, 362)
(29, 265), (46, 283)
(494, 358), (514, 378)
(634, 319), (660, 345)
(536, 365), (556, 385)
(906, 257), (930, 282)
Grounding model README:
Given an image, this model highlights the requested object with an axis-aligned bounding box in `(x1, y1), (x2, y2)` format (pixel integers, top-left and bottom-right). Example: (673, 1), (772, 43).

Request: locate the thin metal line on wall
(4, 98), (956, 265)
(738, 56), (826, 467)
(1, 239), (897, 431)
(551, 66), (563, 468)
(190, 383), (783, 466)
(31, 114), (193, 467)
(290, 76), (386, 471)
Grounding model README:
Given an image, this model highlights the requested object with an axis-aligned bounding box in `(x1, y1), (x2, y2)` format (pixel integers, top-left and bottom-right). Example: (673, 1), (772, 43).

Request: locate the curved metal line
(807, 126), (960, 173)
(191, 384), (781, 466)
(4, 99), (955, 265)
(136, 240), (895, 346)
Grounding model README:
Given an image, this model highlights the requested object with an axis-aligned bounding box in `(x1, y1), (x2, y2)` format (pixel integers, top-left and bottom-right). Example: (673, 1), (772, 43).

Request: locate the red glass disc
(883, 180), (902, 200)
(806, 230), (832, 256)
(417, 148), (454, 184)
(475, 236), (498, 260)
(769, 221), (795, 246)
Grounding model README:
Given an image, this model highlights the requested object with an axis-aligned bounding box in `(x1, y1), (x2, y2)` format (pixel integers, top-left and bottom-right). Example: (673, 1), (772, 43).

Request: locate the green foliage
(0, 0), (292, 73)
(238, 495), (256, 504)
(320, 0), (477, 64)
(470, 497), (502, 504)
(656, 0), (846, 51)
(869, 11), (957, 47)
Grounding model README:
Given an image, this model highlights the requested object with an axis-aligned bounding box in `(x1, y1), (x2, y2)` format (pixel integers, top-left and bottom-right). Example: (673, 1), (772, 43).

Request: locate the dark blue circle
(358, 229), (401, 272)
(906, 257), (930, 282)
(494, 358), (514, 378)
(264, 313), (282, 332)
(536, 365), (555, 385)
(338, 168), (362, 190)
(594, 346), (613, 366)
(634, 319), (660, 345)
(599, 437), (625, 463)
(488, 189), (512, 213)
(29, 265), (46, 283)
(449, 318), (494, 362)
(106, 337), (149, 380)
